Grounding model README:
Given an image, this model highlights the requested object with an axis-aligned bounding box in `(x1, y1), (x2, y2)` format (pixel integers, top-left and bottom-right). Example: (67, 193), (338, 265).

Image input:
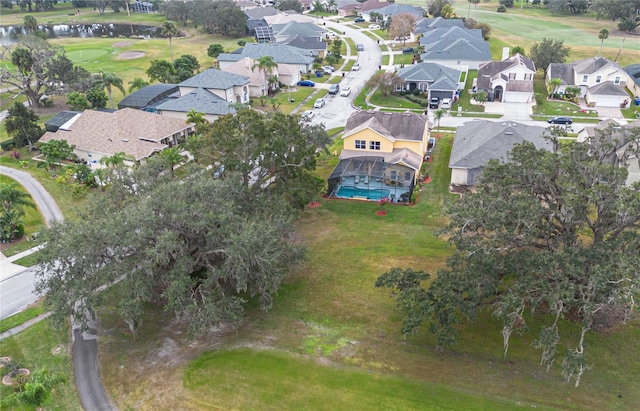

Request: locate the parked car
(427, 137), (436, 153)
(356, 44), (364, 51)
(322, 66), (335, 73)
(352, 63), (361, 71)
(547, 116), (573, 125)
(354, 17), (365, 23)
(402, 47), (414, 54)
(301, 110), (314, 120)
(441, 98), (452, 109)
(429, 97), (439, 109)
(326, 32), (337, 39)
(328, 84), (340, 95)
(313, 97), (326, 108)
(340, 86), (351, 97)
(322, 66), (333, 75)
(297, 80), (315, 87)
(368, 24), (380, 29)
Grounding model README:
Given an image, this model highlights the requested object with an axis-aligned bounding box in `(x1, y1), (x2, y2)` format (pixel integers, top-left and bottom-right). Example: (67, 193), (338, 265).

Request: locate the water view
(0, 23), (162, 45)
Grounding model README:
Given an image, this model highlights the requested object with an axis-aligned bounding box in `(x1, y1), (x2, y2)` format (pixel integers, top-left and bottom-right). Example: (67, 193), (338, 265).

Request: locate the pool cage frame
(327, 156), (416, 203)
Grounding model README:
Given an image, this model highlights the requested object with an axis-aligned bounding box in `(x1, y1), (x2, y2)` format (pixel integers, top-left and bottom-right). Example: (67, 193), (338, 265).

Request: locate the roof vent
(121, 138), (129, 142)
(505, 132), (514, 135)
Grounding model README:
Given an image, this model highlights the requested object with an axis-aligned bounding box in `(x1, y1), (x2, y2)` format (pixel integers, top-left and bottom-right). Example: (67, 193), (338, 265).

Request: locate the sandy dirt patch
(117, 51), (145, 60)
(112, 41), (133, 47)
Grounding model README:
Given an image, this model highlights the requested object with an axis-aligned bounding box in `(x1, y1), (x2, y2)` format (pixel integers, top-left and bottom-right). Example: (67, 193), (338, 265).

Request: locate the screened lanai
(328, 156), (416, 203)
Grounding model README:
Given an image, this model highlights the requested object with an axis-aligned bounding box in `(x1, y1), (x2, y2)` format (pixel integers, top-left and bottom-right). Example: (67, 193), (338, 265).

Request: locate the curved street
(0, 166), (114, 411)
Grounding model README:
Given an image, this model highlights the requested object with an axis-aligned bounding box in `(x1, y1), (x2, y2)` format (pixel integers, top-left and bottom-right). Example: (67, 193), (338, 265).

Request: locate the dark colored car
(429, 97), (439, 109)
(402, 47), (414, 54)
(547, 116), (573, 125)
(328, 84), (340, 95)
(354, 17), (365, 23)
(297, 80), (315, 87)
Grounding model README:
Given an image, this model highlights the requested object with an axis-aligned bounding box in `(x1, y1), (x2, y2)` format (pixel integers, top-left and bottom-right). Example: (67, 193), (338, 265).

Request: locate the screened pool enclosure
(328, 156), (416, 203)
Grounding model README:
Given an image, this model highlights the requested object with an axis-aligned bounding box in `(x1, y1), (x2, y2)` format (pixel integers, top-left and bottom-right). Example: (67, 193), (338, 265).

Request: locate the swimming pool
(334, 187), (391, 201)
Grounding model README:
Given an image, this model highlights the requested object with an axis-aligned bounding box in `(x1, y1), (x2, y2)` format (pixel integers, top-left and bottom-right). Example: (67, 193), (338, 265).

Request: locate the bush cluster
(406, 95), (429, 107)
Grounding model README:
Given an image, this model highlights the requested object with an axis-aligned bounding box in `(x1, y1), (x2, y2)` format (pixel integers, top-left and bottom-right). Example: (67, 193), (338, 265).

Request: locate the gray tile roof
(449, 120), (551, 169)
(156, 88), (237, 116)
(218, 43), (314, 65)
(415, 17), (464, 32)
(587, 81), (629, 96)
(344, 111), (427, 142)
(397, 62), (460, 91)
(368, 4), (425, 17)
(178, 69), (249, 90)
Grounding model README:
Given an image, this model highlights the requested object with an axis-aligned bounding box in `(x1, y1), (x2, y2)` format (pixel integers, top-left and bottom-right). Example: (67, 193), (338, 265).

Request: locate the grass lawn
(381, 55), (390, 66)
(368, 90), (423, 109)
(393, 53), (414, 65)
(0, 303), (46, 334)
(452, 70), (485, 113)
(0, 319), (82, 410)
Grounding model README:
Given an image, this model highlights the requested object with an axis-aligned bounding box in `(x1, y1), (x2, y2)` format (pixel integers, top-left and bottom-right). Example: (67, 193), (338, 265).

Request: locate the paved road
(0, 267), (38, 319)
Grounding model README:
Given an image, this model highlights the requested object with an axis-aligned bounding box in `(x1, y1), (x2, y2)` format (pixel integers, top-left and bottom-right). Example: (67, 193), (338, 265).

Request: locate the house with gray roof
(279, 35), (327, 57)
(363, 4), (425, 22)
(117, 84), (179, 111)
(272, 21), (325, 42)
(396, 62), (463, 101)
(624, 63), (640, 98)
(476, 52), (535, 103)
(156, 88), (237, 123)
(178, 69), (250, 104)
(419, 26), (490, 70)
(218, 43), (315, 81)
(415, 17), (464, 33)
(547, 57), (631, 108)
(449, 120), (551, 186)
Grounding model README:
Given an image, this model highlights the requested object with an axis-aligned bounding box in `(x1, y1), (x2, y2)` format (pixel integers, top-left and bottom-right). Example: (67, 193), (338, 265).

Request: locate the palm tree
(186, 108), (208, 130)
(433, 109), (446, 136)
(598, 28), (609, 56)
(128, 77), (149, 93)
(547, 78), (562, 97)
(100, 151), (133, 168)
(95, 71), (126, 109)
(0, 182), (36, 215)
(161, 21), (179, 63)
(0, 370), (64, 408)
(157, 147), (185, 177)
(251, 56), (278, 96)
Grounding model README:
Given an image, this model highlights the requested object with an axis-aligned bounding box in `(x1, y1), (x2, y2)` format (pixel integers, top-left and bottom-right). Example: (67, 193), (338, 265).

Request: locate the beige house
(547, 57), (631, 108)
(39, 108), (194, 168)
(476, 51), (536, 103)
(328, 111), (429, 203)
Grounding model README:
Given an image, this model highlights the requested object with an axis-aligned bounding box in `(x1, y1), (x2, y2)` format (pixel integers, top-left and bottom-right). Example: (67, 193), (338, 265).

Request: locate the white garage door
(504, 91), (531, 103)
(596, 95), (623, 107)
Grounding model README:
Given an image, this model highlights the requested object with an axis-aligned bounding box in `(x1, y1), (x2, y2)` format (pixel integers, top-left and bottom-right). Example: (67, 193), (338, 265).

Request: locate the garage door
(596, 95), (623, 107)
(429, 90), (453, 100)
(504, 92), (531, 103)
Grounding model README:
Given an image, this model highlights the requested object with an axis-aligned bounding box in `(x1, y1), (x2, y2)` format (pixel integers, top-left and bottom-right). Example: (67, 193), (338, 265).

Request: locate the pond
(0, 23), (164, 46)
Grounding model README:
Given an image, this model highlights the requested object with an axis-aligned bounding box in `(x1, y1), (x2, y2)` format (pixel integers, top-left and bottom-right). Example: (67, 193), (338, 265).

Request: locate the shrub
(0, 140), (15, 151)
(497, 5), (506, 12)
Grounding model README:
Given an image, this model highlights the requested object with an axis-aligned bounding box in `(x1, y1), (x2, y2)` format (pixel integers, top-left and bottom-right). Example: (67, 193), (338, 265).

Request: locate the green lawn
(368, 91), (423, 110)
(0, 303), (46, 334)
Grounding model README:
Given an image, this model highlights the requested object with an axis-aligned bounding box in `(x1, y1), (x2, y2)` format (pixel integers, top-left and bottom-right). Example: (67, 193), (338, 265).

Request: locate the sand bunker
(118, 51), (145, 60)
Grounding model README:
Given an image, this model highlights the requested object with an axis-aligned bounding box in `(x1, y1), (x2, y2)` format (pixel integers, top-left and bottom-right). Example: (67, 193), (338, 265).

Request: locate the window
(596, 75), (601, 83)
(614, 76), (621, 84)
(390, 170), (397, 180)
(369, 141), (381, 150)
(355, 140), (366, 149)
(404, 171), (411, 181)
(524, 73), (532, 80)
(582, 75), (588, 82)
(509, 73), (516, 80)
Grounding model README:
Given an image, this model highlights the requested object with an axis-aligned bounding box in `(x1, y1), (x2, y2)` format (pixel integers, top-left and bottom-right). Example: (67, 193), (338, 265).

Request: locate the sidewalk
(0, 245), (44, 282)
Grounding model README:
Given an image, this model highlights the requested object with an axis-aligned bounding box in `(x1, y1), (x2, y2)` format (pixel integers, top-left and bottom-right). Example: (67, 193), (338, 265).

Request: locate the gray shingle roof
(421, 37), (490, 62)
(415, 17), (464, 32)
(280, 35), (327, 52)
(156, 88), (237, 116)
(548, 62), (574, 85)
(477, 54), (535, 90)
(420, 26), (483, 43)
(245, 6), (278, 19)
(368, 4), (424, 17)
(272, 21), (324, 38)
(624, 63), (640, 87)
(178, 69), (249, 90)
(397, 62), (460, 91)
(218, 43), (314, 65)
(344, 111), (427, 142)
(573, 57), (619, 74)
(587, 81), (628, 96)
(449, 120), (551, 169)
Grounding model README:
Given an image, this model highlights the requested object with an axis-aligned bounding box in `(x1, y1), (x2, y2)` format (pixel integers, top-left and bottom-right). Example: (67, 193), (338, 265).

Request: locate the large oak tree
(377, 125), (640, 387)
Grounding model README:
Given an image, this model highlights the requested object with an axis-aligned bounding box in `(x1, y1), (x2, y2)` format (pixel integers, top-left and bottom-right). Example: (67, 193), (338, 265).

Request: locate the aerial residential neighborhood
(1, 0), (639, 409)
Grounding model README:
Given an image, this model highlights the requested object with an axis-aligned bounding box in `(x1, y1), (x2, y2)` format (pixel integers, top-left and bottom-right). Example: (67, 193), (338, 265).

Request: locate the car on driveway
(354, 17), (365, 23)
(322, 66), (335, 74)
(352, 63), (361, 71)
(402, 47), (414, 54)
(441, 98), (452, 109)
(340, 86), (351, 97)
(301, 110), (314, 120)
(328, 84), (340, 95)
(547, 116), (573, 125)
(429, 97), (439, 109)
(297, 80), (315, 87)
(313, 97), (326, 108)
(368, 24), (380, 29)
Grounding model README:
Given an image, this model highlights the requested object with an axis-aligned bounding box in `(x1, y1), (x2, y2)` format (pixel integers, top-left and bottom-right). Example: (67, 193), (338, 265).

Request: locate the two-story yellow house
(328, 111), (429, 203)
